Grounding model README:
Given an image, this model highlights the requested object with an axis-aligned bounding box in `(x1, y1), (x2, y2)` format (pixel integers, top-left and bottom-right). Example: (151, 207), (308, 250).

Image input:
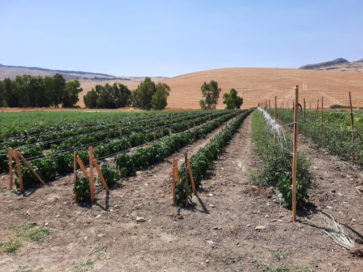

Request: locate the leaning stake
(349, 92), (355, 165)
(292, 85), (299, 221)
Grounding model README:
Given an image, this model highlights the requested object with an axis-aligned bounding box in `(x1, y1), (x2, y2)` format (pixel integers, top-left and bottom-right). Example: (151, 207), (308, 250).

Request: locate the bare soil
(0, 115), (362, 271)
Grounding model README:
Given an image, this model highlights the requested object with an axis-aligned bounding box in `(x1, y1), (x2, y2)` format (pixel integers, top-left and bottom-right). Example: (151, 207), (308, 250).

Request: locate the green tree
(83, 89), (98, 108)
(63, 80), (82, 107)
(44, 74), (66, 107)
(133, 77), (156, 110)
(223, 88), (243, 109)
(113, 83), (131, 107)
(199, 80), (221, 109)
(151, 83), (170, 110)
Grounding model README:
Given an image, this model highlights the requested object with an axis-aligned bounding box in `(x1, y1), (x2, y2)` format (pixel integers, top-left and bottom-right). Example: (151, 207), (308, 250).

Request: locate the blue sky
(0, 0), (362, 77)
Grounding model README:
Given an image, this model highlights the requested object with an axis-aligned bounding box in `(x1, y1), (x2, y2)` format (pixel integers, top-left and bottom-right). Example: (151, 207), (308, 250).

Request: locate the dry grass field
(78, 68), (363, 109)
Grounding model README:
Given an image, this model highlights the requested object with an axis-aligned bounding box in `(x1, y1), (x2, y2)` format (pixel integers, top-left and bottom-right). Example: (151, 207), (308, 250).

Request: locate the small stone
(352, 218), (356, 222)
(255, 225), (266, 231)
(313, 166), (319, 170)
(205, 259), (209, 263)
(1, 176), (5, 180)
(208, 193), (214, 197)
(326, 206), (333, 209)
(97, 233), (104, 238)
(209, 204), (215, 208)
(44, 222), (49, 226)
(206, 240), (214, 245)
(83, 236), (88, 241)
(265, 215), (269, 218)
(95, 214), (101, 219)
(136, 171), (142, 176)
(56, 214), (60, 218)
(246, 224), (251, 227)
(136, 216), (146, 223)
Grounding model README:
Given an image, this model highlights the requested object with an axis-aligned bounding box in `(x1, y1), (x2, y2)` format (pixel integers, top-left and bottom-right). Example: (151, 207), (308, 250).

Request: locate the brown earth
(0, 114), (362, 271)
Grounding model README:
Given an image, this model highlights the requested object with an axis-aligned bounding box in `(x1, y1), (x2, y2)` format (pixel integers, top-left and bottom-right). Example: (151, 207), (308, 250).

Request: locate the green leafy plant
(100, 164), (119, 187)
(73, 177), (91, 202)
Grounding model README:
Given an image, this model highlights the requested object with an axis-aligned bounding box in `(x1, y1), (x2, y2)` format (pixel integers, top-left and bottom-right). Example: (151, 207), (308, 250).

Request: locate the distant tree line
(0, 74), (82, 107)
(84, 77), (170, 110)
(200, 80), (243, 110)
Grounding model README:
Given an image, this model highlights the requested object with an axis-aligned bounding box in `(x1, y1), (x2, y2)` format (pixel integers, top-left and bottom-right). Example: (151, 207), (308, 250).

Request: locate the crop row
(114, 111), (244, 178)
(1, 111), (229, 172)
(271, 109), (363, 167)
(175, 109), (253, 206)
(12, 111), (238, 189)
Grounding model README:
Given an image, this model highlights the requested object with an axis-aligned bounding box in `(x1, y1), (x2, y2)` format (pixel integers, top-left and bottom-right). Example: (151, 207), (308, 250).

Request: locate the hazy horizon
(1, 0), (362, 77)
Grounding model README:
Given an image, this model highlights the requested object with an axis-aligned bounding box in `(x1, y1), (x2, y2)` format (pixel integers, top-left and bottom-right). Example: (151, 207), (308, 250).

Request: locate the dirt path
(1, 114), (362, 271)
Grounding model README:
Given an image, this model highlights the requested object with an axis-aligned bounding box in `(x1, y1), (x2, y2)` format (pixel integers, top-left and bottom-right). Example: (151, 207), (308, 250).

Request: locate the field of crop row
(268, 108), (363, 166)
(1, 110), (242, 191)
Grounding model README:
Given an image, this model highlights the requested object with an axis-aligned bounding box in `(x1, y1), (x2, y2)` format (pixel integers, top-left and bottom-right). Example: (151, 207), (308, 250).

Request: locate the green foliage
(73, 177), (91, 202)
(251, 110), (311, 209)
(200, 80), (221, 109)
(84, 83), (131, 109)
(63, 80), (82, 107)
(151, 83), (170, 110)
(0, 74), (81, 108)
(223, 88), (243, 109)
(132, 77), (156, 110)
(100, 164), (119, 187)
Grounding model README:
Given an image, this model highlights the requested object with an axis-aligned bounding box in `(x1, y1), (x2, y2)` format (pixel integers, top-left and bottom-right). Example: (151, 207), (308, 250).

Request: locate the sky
(0, 0), (362, 77)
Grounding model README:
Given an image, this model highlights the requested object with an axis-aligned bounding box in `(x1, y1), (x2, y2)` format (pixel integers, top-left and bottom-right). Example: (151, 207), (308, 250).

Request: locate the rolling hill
(162, 68), (363, 109)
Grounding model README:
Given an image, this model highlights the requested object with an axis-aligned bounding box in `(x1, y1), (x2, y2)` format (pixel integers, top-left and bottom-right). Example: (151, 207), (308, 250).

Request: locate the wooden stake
(119, 125), (122, 138)
(14, 151), (24, 193)
(187, 159), (196, 194)
(349, 92), (355, 165)
(173, 158), (181, 184)
(92, 158), (109, 192)
(269, 99), (271, 109)
(172, 155), (176, 206)
(8, 148), (13, 190)
(16, 151), (45, 185)
(184, 153), (189, 207)
(309, 100), (311, 111)
(73, 151), (77, 183)
(274, 96), (277, 120)
(303, 98), (306, 122)
(76, 156), (88, 178)
(292, 85), (299, 221)
(89, 147), (95, 203)
(316, 98), (319, 116)
(320, 96), (324, 143)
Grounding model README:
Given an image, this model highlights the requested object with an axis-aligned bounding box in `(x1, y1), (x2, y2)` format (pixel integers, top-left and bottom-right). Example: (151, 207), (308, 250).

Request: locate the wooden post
(73, 151), (77, 183)
(16, 151), (45, 185)
(269, 99), (271, 109)
(89, 147), (95, 203)
(349, 92), (355, 165)
(292, 85), (299, 221)
(8, 148), (14, 190)
(172, 155), (176, 206)
(316, 98), (319, 116)
(184, 153), (189, 207)
(119, 125), (122, 138)
(76, 156), (88, 178)
(187, 159), (196, 194)
(14, 151), (24, 193)
(320, 96), (324, 143)
(92, 159), (109, 192)
(309, 100), (311, 111)
(303, 98), (306, 122)
(274, 96), (277, 120)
